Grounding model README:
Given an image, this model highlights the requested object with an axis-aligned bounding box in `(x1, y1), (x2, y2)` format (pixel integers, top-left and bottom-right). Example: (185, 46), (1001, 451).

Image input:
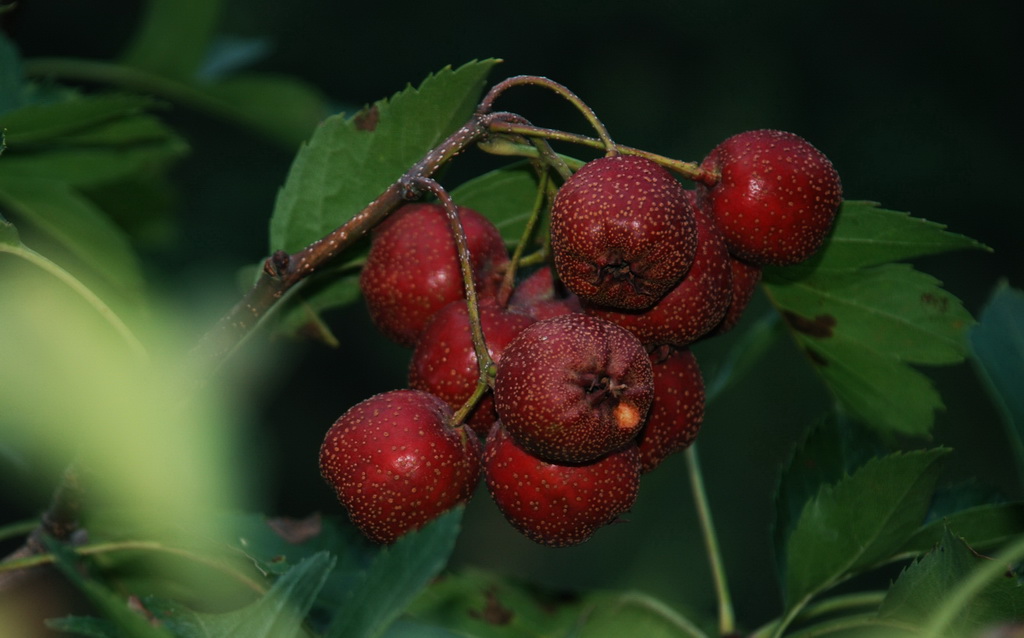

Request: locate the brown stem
(190, 114), (496, 369)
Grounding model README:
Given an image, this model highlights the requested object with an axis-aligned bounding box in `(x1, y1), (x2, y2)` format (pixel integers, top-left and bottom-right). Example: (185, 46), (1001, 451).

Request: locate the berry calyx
(318, 389), (482, 544)
(698, 129), (842, 266)
(550, 154), (698, 310)
(359, 202), (509, 347)
(493, 313), (654, 464)
(408, 298), (536, 436)
(585, 191), (733, 348)
(483, 423), (640, 547)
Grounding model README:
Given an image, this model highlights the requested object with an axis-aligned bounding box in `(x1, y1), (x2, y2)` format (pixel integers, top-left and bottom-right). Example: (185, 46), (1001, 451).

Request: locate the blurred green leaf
(406, 566), (581, 638)
(381, 619), (468, 638)
(120, 0), (224, 80)
(574, 592), (708, 638)
(879, 527), (1024, 636)
(0, 176), (146, 298)
(0, 93), (159, 146)
(703, 310), (783, 404)
(270, 59), (499, 253)
(784, 448), (950, 610)
(763, 201), (983, 436)
(325, 507), (464, 638)
(147, 552), (336, 638)
(0, 30), (24, 113)
(201, 72), (330, 150)
(969, 282), (1024, 482)
(44, 616), (124, 638)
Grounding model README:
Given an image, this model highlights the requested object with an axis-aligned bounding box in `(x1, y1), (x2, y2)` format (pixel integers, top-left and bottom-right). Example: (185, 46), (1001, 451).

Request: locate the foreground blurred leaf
(969, 282), (1024, 483)
(147, 552), (335, 638)
(784, 448), (950, 611)
(763, 200), (986, 436)
(879, 527), (1024, 636)
(266, 60), (499, 338)
(325, 508), (464, 638)
(119, 0), (223, 80)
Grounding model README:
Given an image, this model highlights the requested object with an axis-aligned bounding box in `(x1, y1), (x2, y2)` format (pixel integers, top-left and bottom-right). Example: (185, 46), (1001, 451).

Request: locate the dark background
(4, 0), (1022, 630)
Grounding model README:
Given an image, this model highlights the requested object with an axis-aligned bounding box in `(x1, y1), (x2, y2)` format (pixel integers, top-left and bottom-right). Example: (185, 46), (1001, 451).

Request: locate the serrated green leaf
(773, 415), (887, 579)
(969, 282), (1024, 483)
(879, 527), (1024, 636)
(147, 552), (335, 638)
(0, 176), (146, 297)
(325, 507), (464, 638)
(763, 201), (984, 437)
(0, 93), (159, 146)
(789, 201), (989, 272)
(119, 0), (224, 79)
(901, 502), (1024, 557)
(784, 449), (950, 610)
(269, 59), (499, 254)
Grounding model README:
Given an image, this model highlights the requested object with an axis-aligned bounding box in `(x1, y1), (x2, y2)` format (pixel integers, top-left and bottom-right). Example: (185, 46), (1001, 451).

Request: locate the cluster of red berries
(319, 129), (842, 546)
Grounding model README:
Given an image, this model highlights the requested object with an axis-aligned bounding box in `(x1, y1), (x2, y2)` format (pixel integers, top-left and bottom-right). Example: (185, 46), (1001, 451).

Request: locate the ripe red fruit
(585, 191), (733, 348)
(483, 423), (640, 547)
(359, 202), (510, 347)
(707, 256), (762, 337)
(698, 129), (842, 266)
(493, 313), (654, 464)
(636, 348), (705, 473)
(507, 266), (583, 320)
(550, 154), (698, 310)
(408, 298), (536, 436)
(318, 389), (482, 544)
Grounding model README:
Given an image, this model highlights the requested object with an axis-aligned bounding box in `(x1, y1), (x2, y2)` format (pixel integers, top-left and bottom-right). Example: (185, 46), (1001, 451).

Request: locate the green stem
(783, 613), (920, 638)
(497, 170), (551, 306)
(482, 124), (715, 185)
(684, 444), (735, 636)
(478, 75), (617, 156)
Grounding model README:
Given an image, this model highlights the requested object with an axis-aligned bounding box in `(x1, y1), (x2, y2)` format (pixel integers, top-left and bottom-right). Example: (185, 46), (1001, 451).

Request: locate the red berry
(318, 389), (482, 544)
(507, 266), (583, 320)
(483, 423), (640, 547)
(699, 129), (842, 266)
(707, 256), (762, 337)
(359, 202), (509, 347)
(550, 155), (697, 310)
(408, 298), (536, 436)
(636, 348), (705, 473)
(493, 313), (654, 464)
(585, 191), (733, 348)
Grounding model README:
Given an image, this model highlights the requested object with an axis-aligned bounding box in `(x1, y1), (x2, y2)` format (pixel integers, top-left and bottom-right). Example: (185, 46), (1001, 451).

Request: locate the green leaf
(784, 448), (950, 610)
(201, 72), (330, 150)
(0, 176), (146, 298)
(119, 0), (225, 79)
(574, 592), (707, 638)
(44, 616), (123, 638)
(449, 160), (544, 245)
(901, 502), (1024, 557)
(147, 552), (336, 638)
(0, 30), (24, 114)
(879, 527), (1024, 636)
(270, 59), (499, 254)
(969, 281), (1024, 482)
(763, 201), (983, 436)
(0, 93), (159, 146)
(405, 566), (581, 638)
(325, 507), (464, 638)
(772, 415), (886, 579)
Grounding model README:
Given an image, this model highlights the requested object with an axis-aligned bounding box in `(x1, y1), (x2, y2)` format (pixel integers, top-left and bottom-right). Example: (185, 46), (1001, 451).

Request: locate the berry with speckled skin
(318, 389), (482, 544)
(507, 266), (583, 320)
(636, 348), (705, 473)
(483, 423), (640, 547)
(493, 313), (654, 464)
(585, 191), (733, 348)
(359, 202), (509, 347)
(698, 129), (842, 266)
(706, 256), (762, 337)
(408, 298), (536, 436)
(550, 155), (698, 310)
